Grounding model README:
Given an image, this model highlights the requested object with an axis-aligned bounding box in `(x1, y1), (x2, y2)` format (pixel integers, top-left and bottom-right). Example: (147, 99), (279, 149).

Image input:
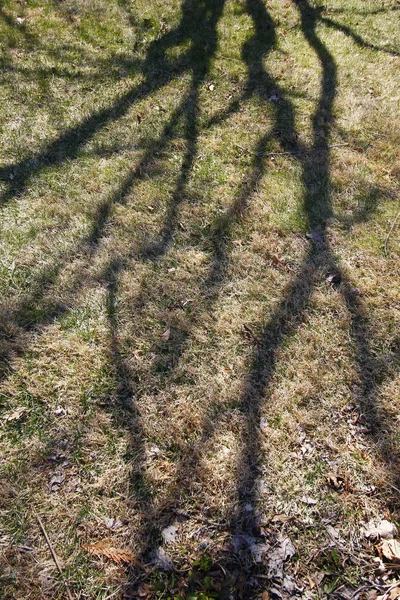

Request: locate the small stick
(384, 209), (400, 256)
(36, 513), (74, 600)
(380, 583), (400, 600)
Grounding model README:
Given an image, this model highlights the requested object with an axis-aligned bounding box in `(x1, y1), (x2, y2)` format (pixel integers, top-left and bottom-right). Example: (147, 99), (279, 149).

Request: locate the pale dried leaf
(49, 471), (65, 493)
(301, 496), (318, 505)
(267, 536), (295, 579)
(363, 519), (398, 540)
(271, 514), (291, 524)
(326, 525), (340, 542)
(161, 328), (170, 341)
(152, 546), (173, 571)
(104, 517), (123, 530)
(249, 542), (270, 563)
(387, 585), (400, 600)
(161, 525), (178, 544)
(379, 539), (400, 563)
(5, 407), (29, 422)
(312, 571), (325, 586)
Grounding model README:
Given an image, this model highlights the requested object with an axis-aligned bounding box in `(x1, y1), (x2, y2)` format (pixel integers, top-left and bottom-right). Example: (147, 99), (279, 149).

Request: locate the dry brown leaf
(327, 468), (351, 492)
(379, 539), (400, 563)
(83, 539), (134, 564)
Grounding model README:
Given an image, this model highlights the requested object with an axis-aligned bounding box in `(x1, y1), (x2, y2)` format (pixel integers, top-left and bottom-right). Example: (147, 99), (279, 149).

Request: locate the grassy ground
(0, 0), (399, 598)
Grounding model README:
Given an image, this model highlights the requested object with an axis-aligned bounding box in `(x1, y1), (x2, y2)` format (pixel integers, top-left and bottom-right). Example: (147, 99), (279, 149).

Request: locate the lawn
(0, 0), (399, 598)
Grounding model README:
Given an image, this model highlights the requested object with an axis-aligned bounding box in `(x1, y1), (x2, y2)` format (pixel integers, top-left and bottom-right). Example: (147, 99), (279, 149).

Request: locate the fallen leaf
(301, 442), (315, 456)
(327, 469), (346, 491)
(361, 590), (378, 600)
(326, 272), (342, 285)
(104, 517), (123, 530)
(333, 584), (357, 599)
(282, 574), (297, 594)
(232, 534), (255, 553)
(49, 470), (65, 493)
(242, 323), (260, 343)
(161, 328), (170, 341)
(268, 255), (293, 274)
(267, 536), (295, 579)
(146, 444), (161, 458)
(249, 542), (270, 563)
(379, 539), (400, 563)
(271, 514), (292, 524)
(350, 287), (361, 296)
(326, 525), (340, 542)
(306, 230), (323, 243)
(161, 525), (178, 544)
(4, 406), (29, 422)
(83, 539), (134, 564)
(300, 496), (318, 505)
(312, 571), (325, 587)
(386, 585), (400, 600)
(363, 519), (398, 540)
(152, 546), (173, 571)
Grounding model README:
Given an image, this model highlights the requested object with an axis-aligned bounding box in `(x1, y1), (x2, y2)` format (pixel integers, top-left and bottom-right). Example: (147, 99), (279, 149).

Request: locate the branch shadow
(121, 0), (400, 595)
(1, 0), (399, 597)
(320, 12), (400, 57)
(226, 1), (400, 594)
(0, 0), (224, 207)
(0, 0), (225, 367)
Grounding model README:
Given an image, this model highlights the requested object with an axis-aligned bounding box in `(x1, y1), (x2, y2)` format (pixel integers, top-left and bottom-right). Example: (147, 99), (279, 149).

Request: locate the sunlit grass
(0, 0), (399, 597)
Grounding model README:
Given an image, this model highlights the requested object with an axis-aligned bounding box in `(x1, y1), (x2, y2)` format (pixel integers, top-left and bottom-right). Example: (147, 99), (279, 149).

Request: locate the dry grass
(0, 0), (399, 598)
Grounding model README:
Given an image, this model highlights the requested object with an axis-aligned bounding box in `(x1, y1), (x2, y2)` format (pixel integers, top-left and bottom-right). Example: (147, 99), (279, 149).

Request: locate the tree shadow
(120, 0), (399, 596)
(226, 0), (400, 594)
(1, 0), (399, 597)
(0, 0), (225, 353)
(0, 0), (223, 206)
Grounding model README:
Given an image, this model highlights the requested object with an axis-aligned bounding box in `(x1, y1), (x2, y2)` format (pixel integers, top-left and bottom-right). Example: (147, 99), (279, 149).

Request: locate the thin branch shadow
(320, 13), (400, 56)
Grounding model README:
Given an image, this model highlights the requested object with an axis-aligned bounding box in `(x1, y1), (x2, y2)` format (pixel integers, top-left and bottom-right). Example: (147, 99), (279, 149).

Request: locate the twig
(384, 209), (400, 256)
(103, 587), (124, 600)
(368, 471), (400, 496)
(350, 584), (377, 599)
(36, 513), (74, 600)
(380, 582), (400, 600)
